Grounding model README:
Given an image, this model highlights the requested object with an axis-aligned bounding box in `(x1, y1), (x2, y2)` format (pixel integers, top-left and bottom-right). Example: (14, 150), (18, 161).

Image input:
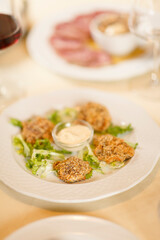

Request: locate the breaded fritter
(93, 134), (134, 164)
(53, 156), (92, 183)
(22, 116), (54, 144)
(77, 102), (111, 131)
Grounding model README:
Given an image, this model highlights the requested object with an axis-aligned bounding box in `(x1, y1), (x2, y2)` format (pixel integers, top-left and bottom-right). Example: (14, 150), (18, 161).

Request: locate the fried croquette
(77, 102), (111, 131)
(93, 134), (134, 163)
(53, 156), (92, 183)
(22, 116), (54, 144)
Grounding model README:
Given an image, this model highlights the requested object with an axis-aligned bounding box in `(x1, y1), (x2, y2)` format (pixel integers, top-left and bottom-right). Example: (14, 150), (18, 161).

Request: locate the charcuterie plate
(27, 4), (152, 81)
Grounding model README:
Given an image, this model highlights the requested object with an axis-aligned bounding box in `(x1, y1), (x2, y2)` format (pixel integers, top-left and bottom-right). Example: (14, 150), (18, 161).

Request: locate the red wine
(0, 14), (22, 50)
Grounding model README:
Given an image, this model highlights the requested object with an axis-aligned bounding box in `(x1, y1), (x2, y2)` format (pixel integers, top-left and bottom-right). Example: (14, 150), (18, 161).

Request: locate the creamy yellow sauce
(104, 21), (128, 35)
(98, 14), (129, 35)
(57, 124), (91, 145)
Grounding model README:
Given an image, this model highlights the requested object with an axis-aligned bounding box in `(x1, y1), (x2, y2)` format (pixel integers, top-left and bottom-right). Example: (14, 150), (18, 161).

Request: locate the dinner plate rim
(5, 214), (139, 240)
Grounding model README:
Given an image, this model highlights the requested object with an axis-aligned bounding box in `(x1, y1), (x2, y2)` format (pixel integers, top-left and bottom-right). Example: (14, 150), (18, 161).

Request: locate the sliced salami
(50, 35), (83, 51)
(54, 21), (89, 41)
(57, 48), (94, 66)
(58, 47), (111, 67)
(49, 10), (116, 67)
(88, 51), (111, 67)
(73, 13), (97, 35)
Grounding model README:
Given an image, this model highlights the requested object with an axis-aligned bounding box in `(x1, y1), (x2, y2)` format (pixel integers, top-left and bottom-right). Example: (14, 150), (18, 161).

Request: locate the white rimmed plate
(5, 215), (139, 240)
(27, 3), (153, 82)
(0, 88), (160, 203)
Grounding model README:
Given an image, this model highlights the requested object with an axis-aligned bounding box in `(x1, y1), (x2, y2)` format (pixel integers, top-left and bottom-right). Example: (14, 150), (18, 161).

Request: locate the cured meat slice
(53, 10), (118, 43)
(74, 13), (97, 34)
(58, 48), (95, 66)
(50, 35), (83, 51)
(58, 47), (111, 67)
(54, 21), (89, 41)
(50, 10), (116, 67)
(88, 51), (111, 67)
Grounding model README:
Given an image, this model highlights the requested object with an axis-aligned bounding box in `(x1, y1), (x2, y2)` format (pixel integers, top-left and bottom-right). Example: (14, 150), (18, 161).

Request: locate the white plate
(27, 3), (153, 82)
(0, 89), (160, 203)
(5, 215), (139, 240)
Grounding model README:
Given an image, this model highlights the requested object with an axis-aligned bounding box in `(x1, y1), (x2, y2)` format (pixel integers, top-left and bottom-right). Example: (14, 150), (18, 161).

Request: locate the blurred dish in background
(49, 10), (112, 67)
(90, 13), (139, 56)
(27, 4), (152, 81)
(50, 10), (141, 64)
(5, 215), (139, 240)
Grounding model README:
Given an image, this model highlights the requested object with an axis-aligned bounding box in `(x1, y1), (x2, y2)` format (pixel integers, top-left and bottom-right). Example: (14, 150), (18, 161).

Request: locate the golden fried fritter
(93, 134), (113, 147)
(53, 156), (92, 183)
(93, 134), (134, 164)
(77, 102), (111, 131)
(22, 116), (54, 144)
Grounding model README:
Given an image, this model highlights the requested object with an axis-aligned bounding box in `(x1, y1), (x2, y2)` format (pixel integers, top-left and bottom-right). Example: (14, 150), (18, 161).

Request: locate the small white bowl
(52, 120), (94, 152)
(90, 13), (139, 56)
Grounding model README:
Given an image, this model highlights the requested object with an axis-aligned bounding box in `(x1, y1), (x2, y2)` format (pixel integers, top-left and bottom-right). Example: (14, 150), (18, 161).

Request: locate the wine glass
(0, 0), (24, 109)
(129, 0), (160, 100)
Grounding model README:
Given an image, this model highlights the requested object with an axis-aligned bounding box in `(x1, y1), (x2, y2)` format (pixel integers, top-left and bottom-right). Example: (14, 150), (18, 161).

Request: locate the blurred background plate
(27, 3), (153, 82)
(5, 215), (139, 240)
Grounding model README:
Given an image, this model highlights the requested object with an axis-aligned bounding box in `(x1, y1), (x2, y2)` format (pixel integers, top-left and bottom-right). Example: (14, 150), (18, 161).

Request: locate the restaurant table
(0, 0), (160, 239)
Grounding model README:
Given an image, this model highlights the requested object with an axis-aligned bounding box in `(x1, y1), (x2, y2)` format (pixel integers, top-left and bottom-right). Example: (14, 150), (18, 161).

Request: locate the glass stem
(151, 40), (160, 87)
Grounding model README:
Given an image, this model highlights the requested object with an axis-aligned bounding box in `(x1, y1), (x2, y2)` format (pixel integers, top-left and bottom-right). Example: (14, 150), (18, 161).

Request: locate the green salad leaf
(10, 118), (22, 128)
(26, 157), (51, 176)
(48, 110), (61, 124)
(107, 124), (133, 136)
(33, 139), (54, 150)
(83, 153), (100, 170)
(78, 145), (103, 173)
(54, 149), (71, 154)
(109, 161), (125, 169)
(48, 107), (77, 124)
(12, 134), (31, 157)
(31, 149), (65, 161)
(126, 141), (138, 149)
(33, 139), (71, 154)
(85, 170), (93, 179)
(26, 149), (65, 177)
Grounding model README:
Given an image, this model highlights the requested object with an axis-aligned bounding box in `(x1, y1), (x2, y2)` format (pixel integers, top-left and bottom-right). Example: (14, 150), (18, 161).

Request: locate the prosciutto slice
(88, 51), (111, 67)
(50, 10), (115, 67)
(50, 36), (83, 51)
(54, 21), (89, 41)
(58, 47), (111, 67)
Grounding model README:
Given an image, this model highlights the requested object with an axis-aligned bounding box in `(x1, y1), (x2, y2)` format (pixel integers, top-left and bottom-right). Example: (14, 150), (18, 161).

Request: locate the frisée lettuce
(13, 134), (66, 177)
(26, 149), (65, 177)
(48, 107), (77, 124)
(12, 134), (31, 157)
(10, 118), (22, 128)
(78, 144), (103, 176)
(96, 123), (133, 136)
